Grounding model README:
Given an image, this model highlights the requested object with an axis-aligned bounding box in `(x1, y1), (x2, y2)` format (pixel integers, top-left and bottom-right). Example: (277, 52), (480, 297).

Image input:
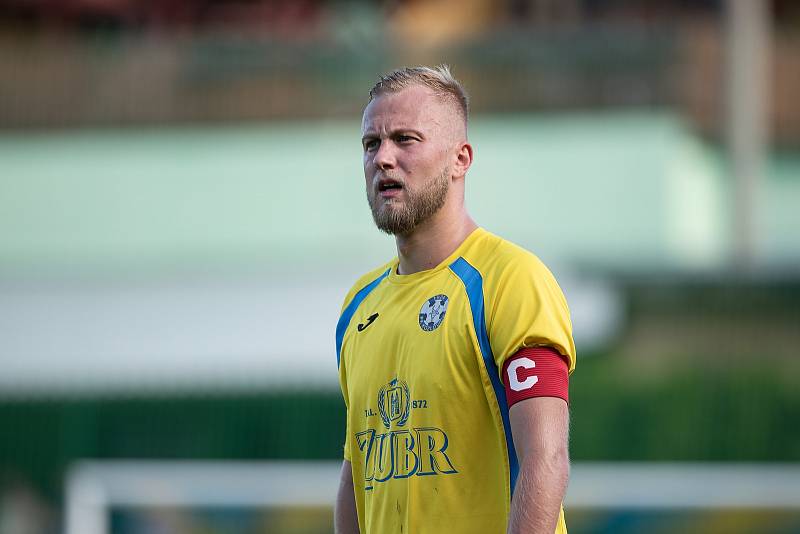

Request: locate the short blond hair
(368, 65), (469, 125)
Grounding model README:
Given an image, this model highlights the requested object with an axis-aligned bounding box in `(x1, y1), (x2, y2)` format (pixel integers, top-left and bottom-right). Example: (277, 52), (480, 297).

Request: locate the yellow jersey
(336, 228), (575, 533)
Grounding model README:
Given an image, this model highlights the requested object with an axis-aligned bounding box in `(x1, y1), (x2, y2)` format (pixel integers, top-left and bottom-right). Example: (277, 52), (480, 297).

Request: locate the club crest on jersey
(419, 294), (449, 331)
(378, 378), (410, 429)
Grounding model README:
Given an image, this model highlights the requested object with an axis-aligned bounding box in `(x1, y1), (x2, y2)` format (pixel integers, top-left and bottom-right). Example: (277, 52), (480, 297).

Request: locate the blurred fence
(0, 27), (674, 126)
(64, 461), (800, 534)
(0, 21), (796, 144)
(2, 280), (798, 504)
(2, 369), (799, 498)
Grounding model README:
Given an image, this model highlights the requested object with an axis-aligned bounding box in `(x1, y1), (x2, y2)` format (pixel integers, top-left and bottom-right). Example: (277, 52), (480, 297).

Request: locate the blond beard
(367, 167), (450, 235)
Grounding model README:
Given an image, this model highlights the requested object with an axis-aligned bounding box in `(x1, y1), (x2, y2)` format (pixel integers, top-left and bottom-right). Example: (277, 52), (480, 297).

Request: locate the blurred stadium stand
(0, 0), (799, 142)
(1, 1), (799, 533)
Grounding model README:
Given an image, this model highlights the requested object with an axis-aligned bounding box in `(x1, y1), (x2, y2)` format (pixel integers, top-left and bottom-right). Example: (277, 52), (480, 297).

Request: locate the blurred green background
(1, 1), (799, 533)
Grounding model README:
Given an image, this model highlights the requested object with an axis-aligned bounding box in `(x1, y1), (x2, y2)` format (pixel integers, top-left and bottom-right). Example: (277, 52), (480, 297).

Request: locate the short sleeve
(486, 255), (576, 375)
(339, 350), (352, 461)
(343, 420), (351, 461)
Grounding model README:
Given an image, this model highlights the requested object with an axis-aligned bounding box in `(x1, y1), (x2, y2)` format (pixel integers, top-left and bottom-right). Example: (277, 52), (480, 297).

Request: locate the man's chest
(341, 278), (484, 409)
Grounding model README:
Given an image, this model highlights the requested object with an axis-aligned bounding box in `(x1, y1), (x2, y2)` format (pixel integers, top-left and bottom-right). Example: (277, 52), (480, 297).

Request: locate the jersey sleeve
(339, 346), (351, 460)
(338, 291), (354, 461)
(341, 384), (352, 461)
(486, 254), (576, 375)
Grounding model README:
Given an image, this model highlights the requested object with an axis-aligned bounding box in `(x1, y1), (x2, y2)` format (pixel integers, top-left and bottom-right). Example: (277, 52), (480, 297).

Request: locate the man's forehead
(362, 86), (447, 132)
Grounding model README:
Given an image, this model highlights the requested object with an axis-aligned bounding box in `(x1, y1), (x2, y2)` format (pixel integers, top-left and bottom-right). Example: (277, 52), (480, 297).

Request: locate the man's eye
(364, 139), (379, 151)
(397, 135), (413, 143)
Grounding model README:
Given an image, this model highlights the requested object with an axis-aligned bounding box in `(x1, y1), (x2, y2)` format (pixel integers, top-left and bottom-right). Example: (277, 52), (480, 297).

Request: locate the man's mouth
(377, 178), (404, 198)
(378, 179), (403, 192)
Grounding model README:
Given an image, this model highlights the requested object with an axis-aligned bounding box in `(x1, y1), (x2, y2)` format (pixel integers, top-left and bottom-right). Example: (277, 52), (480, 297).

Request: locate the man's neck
(395, 210), (478, 275)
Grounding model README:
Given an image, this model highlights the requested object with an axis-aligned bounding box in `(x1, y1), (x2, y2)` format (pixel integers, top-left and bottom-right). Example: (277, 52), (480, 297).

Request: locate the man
(335, 65), (575, 534)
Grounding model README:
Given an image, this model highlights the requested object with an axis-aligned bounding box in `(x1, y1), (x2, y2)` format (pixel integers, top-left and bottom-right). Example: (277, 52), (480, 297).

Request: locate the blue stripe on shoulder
(448, 257), (519, 498)
(336, 268), (391, 368)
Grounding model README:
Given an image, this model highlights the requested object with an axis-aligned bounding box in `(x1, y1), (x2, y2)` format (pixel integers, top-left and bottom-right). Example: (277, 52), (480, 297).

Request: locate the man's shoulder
(351, 261), (395, 290)
(339, 260), (395, 311)
(465, 229), (551, 277)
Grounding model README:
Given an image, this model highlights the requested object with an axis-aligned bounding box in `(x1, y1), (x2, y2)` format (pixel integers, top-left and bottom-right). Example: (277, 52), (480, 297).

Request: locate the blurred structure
(0, 0), (798, 140)
(1, 1), (799, 533)
(64, 460), (800, 534)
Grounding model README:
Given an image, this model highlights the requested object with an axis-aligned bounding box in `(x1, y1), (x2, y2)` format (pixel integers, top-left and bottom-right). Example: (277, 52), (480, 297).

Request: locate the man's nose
(373, 140), (396, 170)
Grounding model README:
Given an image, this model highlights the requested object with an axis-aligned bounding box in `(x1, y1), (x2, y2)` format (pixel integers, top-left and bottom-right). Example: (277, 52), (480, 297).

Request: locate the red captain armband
(501, 346), (569, 407)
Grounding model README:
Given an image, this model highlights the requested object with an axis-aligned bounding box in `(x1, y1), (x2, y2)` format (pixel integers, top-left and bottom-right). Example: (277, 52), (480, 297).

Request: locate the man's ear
(453, 142), (473, 178)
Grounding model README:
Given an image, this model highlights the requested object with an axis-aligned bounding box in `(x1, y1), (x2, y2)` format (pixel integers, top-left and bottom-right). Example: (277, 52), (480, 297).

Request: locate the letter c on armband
(507, 357), (538, 391)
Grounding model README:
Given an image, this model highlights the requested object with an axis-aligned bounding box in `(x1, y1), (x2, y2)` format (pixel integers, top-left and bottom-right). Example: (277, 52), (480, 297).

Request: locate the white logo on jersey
(418, 294), (449, 331)
(507, 357), (538, 391)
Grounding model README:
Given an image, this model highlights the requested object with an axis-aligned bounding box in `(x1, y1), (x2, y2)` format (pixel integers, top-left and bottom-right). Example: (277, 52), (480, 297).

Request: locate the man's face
(361, 85), (461, 235)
